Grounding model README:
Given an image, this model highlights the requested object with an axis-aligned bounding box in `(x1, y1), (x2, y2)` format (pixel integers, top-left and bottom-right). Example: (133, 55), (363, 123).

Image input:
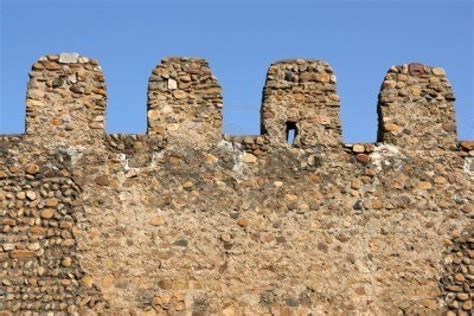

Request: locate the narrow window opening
(286, 121), (298, 145)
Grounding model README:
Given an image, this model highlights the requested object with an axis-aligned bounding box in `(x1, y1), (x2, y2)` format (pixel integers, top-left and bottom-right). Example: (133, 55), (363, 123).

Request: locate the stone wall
(261, 59), (340, 147)
(377, 62), (457, 150)
(0, 53), (473, 315)
(25, 53), (106, 148)
(147, 58), (223, 149)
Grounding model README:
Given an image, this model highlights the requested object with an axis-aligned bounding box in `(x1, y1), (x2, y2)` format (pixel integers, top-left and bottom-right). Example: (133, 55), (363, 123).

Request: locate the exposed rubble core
(0, 53), (473, 315)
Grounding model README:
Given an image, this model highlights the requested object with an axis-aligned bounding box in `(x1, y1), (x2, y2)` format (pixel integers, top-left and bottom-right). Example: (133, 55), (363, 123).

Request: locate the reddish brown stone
(95, 175), (109, 186)
(409, 63), (425, 76)
(355, 154), (370, 163)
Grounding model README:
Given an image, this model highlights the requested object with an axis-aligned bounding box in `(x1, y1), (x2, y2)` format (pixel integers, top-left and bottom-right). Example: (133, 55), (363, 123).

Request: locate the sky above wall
(1, 0), (473, 142)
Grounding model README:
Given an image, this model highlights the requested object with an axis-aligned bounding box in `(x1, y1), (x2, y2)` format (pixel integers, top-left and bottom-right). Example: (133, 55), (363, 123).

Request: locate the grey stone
(167, 78), (177, 90)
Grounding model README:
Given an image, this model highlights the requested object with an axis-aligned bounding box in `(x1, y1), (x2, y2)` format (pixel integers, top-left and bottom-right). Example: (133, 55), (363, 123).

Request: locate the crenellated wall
(19, 53), (462, 151)
(0, 53), (472, 315)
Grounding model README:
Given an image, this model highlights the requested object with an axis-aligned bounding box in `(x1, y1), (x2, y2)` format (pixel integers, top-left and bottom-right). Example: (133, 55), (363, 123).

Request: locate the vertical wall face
(378, 63), (457, 150)
(261, 59), (341, 147)
(25, 53), (106, 148)
(147, 57), (223, 147)
(0, 149), (108, 312)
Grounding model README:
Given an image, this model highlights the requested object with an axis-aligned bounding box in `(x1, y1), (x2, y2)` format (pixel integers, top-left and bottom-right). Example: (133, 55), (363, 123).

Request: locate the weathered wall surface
(0, 53), (473, 315)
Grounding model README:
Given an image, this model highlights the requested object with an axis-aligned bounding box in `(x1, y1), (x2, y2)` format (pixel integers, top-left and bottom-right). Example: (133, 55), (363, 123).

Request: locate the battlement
(0, 54), (472, 315)
(15, 53), (462, 151)
(25, 53), (106, 147)
(377, 63), (457, 150)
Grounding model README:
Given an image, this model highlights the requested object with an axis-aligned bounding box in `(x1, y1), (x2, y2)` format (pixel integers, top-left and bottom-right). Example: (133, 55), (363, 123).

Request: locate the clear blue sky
(1, 0), (473, 142)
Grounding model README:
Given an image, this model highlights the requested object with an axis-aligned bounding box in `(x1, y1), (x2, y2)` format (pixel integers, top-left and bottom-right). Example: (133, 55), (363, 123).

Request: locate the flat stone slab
(59, 52), (79, 64)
